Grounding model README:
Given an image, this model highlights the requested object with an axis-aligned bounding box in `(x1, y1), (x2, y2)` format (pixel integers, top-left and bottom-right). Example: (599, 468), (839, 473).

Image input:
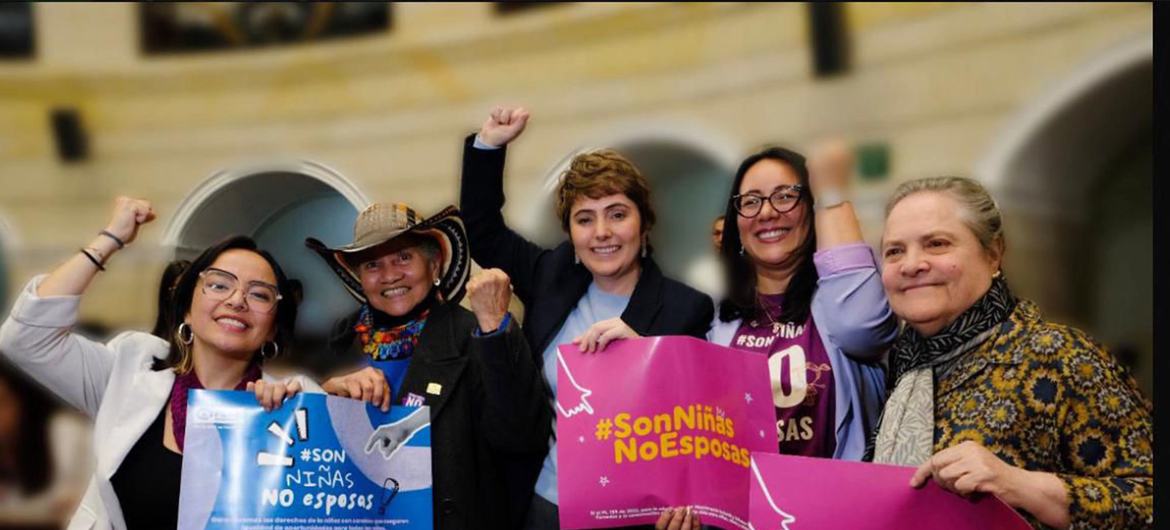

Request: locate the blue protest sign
(178, 389), (433, 529)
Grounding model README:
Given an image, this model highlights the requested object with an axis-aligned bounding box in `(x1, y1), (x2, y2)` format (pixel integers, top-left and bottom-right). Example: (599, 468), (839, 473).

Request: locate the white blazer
(0, 275), (320, 530)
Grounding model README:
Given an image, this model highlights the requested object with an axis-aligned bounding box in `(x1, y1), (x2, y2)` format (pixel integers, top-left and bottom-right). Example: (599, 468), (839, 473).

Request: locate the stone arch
(975, 34), (1152, 394)
(162, 158), (371, 340)
(521, 121), (739, 294)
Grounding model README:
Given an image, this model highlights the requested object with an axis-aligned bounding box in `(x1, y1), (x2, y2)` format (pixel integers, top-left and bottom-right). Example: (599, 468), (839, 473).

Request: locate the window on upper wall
(0, 3), (34, 59)
(495, 2), (567, 15)
(806, 2), (851, 78)
(139, 2), (392, 55)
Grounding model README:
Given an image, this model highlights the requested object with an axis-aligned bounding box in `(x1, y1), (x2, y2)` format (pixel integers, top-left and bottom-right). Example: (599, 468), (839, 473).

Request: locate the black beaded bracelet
(99, 230), (126, 249)
(80, 248), (106, 271)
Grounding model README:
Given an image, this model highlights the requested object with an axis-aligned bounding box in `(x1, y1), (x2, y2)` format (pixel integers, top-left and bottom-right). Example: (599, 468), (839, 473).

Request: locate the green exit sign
(856, 143), (890, 182)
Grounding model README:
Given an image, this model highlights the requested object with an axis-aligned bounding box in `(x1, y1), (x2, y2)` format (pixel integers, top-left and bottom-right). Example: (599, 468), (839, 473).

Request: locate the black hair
(158, 235), (299, 372)
(0, 358), (58, 495)
(151, 259), (191, 339)
(718, 146), (819, 324)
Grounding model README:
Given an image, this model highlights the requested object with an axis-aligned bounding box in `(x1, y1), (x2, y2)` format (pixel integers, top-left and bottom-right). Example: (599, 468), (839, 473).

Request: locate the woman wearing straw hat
(306, 202), (550, 530)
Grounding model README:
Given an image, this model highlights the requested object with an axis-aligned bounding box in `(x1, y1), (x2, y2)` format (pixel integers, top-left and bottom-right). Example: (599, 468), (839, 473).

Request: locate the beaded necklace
(355, 304), (430, 361)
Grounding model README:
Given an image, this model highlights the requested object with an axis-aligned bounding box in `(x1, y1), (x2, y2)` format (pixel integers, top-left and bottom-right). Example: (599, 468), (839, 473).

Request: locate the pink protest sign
(556, 336), (779, 530)
(748, 453), (1032, 530)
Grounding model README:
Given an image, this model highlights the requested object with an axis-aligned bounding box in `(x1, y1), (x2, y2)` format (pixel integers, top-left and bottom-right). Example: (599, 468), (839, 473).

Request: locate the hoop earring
(175, 322), (195, 374)
(993, 270), (1003, 279)
(433, 276), (441, 286)
(641, 235), (648, 259)
(177, 322), (194, 345)
(739, 245), (746, 257)
(261, 341), (280, 360)
(574, 252), (581, 265)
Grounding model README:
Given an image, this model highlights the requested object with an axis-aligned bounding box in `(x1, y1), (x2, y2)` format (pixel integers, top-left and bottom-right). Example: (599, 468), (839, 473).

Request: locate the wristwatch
(814, 188), (850, 210)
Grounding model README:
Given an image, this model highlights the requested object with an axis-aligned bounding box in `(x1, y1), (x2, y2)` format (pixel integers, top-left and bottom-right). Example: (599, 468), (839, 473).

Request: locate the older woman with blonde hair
(874, 176), (1152, 529)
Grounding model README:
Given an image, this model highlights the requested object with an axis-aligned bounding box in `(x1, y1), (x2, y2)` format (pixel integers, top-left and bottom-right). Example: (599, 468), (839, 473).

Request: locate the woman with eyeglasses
(706, 141), (896, 460)
(0, 196), (319, 529)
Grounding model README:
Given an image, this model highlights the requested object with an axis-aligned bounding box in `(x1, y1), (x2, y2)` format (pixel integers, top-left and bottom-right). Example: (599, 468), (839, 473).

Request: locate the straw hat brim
(305, 206), (470, 306)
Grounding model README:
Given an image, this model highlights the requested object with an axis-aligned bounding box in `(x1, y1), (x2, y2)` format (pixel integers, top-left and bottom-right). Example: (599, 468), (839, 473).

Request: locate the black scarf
(886, 275), (1017, 390)
(863, 276), (1018, 462)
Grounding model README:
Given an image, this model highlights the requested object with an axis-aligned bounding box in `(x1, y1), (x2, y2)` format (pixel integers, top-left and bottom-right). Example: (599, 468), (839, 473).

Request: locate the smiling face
(880, 191), (1002, 337)
(735, 158), (811, 273)
(569, 193), (644, 292)
(355, 236), (440, 317)
(185, 249), (280, 361)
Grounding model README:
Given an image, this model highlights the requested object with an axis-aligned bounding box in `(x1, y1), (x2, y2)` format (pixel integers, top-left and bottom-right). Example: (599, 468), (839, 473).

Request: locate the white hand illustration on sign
(769, 345), (808, 409)
(554, 350), (594, 418)
(749, 458), (797, 530)
(365, 407), (429, 461)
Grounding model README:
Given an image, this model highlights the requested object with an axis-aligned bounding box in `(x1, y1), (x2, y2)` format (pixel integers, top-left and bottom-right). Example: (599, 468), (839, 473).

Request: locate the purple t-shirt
(730, 294), (836, 457)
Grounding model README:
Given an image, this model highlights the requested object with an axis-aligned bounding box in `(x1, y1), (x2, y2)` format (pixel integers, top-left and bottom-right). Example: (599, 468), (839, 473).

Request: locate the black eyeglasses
(731, 185), (805, 218)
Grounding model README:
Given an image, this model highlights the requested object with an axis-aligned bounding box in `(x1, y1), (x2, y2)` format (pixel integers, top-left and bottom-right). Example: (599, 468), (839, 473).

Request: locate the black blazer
(328, 301), (551, 530)
(459, 134), (715, 525)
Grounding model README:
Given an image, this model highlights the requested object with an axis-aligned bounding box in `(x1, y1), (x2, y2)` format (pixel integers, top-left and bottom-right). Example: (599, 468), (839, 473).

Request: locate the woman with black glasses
(706, 141), (896, 460)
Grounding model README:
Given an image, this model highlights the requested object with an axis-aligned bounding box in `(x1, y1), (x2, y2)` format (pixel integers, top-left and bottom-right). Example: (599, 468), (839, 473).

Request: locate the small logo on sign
(403, 393), (425, 407)
(192, 407), (243, 425)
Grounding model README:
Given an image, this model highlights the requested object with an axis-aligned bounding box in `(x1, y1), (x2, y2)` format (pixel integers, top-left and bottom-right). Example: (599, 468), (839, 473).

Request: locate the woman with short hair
(460, 106), (714, 530)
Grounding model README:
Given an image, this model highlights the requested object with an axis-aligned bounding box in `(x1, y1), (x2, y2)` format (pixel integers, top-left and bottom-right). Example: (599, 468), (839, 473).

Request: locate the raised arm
(807, 141), (896, 360)
(37, 196), (155, 297)
(808, 138), (864, 250)
(0, 197), (158, 416)
(458, 106), (551, 304)
(465, 268), (551, 452)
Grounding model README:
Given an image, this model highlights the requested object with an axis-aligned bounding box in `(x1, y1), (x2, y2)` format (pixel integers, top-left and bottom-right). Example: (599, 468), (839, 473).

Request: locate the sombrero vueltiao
(305, 202), (471, 305)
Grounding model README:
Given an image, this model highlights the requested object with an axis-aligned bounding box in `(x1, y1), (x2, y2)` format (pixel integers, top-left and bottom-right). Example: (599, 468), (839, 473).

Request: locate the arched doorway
(162, 160), (370, 347)
(977, 35), (1152, 395)
(521, 126), (738, 299)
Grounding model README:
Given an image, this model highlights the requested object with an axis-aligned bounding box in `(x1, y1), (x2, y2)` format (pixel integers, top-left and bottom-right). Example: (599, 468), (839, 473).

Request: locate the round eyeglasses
(198, 269), (282, 314)
(731, 185), (805, 218)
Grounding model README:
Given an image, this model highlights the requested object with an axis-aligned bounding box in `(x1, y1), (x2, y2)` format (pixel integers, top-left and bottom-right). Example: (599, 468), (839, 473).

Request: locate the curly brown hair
(554, 149), (656, 233)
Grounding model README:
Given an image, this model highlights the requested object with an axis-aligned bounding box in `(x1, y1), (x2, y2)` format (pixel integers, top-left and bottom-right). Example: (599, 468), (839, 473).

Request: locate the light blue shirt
(534, 282), (630, 505)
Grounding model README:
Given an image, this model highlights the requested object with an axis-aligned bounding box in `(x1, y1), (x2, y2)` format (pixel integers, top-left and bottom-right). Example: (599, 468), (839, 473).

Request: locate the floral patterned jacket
(934, 300), (1152, 530)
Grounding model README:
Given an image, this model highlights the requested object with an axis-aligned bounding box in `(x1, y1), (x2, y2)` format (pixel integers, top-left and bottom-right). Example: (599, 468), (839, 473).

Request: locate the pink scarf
(169, 362), (262, 451)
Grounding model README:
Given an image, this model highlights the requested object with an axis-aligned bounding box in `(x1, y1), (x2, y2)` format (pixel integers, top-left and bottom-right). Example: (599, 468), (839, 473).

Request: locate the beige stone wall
(0, 2), (1152, 334)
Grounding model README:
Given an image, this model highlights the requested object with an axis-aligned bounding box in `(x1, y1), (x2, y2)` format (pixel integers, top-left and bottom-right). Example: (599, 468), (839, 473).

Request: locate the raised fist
(806, 138), (854, 196)
(466, 268), (512, 333)
(104, 196), (156, 246)
(477, 106), (530, 148)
